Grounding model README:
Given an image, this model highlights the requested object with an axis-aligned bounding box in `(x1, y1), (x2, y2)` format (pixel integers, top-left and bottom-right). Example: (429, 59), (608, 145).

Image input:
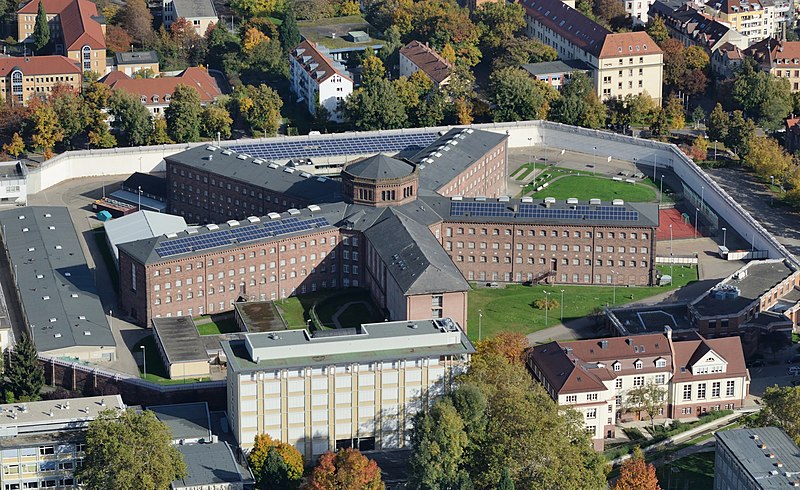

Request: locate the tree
(304, 448), (383, 490)
(613, 447), (660, 490)
(260, 447), (296, 490)
(83, 81), (116, 149)
(235, 84), (283, 136)
(409, 398), (470, 490)
(498, 468), (515, 490)
(79, 409), (187, 490)
(707, 103), (729, 142)
(649, 107), (668, 138)
(758, 386), (800, 445)
(489, 67), (557, 121)
(48, 85), (85, 148)
(474, 332), (528, 366)
(242, 27), (269, 54)
(733, 57), (793, 129)
(149, 117), (173, 145)
(475, 1), (526, 51)
(342, 79), (408, 130)
(360, 54), (386, 89)
(231, 0), (285, 17)
(594, 0), (627, 28)
(492, 37), (557, 70)
(408, 0), (480, 56)
(691, 105), (706, 129)
(280, 7), (301, 51)
(165, 84), (202, 142)
(686, 136), (708, 161)
(625, 382), (666, 429)
(27, 103), (63, 159)
(201, 104), (233, 140)
(33, 0), (50, 53)
(550, 72), (606, 129)
(108, 90), (153, 147)
(725, 110), (756, 156)
(626, 92), (657, 126)
(339, 0), (360, 15)
(685, 45), (710, 71)
(247, 434), (304, 488)
(106, 25), (134, 53)
(664, 95), (685, 130)
(661, 39), (686, 87)
(743, 136), (793, 179)
(646, 16), (669, 45)
(5, 333), (44, 401)
(119, 0), (154, 46)
(2, 132), (24, 157)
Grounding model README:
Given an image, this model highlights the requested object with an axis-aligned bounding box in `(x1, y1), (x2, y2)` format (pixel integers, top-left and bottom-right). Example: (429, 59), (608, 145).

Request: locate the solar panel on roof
(450, 202), (514, 217)
(228, 133), (439, 160)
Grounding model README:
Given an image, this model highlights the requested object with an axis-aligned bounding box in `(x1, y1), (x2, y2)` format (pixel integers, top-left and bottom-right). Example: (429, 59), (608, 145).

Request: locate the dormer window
(152, 95), (159, 103)
(655, 359), (666, 368)
(634, 360), (643, 370)
(141, 96), (147, 103)
(613, 362), (621, 372)
(165, 94), (171, 103)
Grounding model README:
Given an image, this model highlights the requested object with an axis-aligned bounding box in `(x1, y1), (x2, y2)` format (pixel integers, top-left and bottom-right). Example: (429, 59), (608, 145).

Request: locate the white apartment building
(162, 0), (218, 33)
(0, 396), (125, 490)
(528, 329), (749, 450)
(521, 0), (664, 102)
(289, 41), (353, 123)
(221, 318), (475, 460)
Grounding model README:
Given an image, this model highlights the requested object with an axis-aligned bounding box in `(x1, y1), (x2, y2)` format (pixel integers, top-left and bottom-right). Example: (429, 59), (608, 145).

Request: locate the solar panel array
(449, 202), (639, 221)
(228, 133), (439, 161)
(155, 217), (331, 258)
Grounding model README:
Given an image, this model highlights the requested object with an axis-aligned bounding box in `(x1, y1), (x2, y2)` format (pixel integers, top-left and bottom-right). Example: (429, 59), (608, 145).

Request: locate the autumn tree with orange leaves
(303, 448), (383, 490)
(613, 447), (660, 490)
(474, 332), (529, 365)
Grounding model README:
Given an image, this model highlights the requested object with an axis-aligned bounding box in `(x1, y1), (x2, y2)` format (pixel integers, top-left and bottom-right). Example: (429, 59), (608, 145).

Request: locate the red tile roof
(102, 67), (221, 103)
(290, 40), (350, 84)
(599, 32), (662, 59)
(18, 0), (105, 50)
(745, 37), (800, 68)
(399, 40), (453, 84)
(671, 336), (748, 382)
(0, 55), (81, 76)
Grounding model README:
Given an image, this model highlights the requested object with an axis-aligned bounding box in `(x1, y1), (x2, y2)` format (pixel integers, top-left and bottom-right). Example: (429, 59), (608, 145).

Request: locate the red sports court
(656, 208), (697, 241)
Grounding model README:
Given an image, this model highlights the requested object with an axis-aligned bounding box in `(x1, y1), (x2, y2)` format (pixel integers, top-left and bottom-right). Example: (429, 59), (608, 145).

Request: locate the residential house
(17, 0), (107, 74)
(163, 0), (217, 33)
(101, 66), (222, 116)
(528, 328), (749, 450)
(704, 0), (773, 45)
(399, 41), (453, 88)
(744, 37), (800, 91)
(289, 40), (353, 122)
(520, 0), (664, 102)
(0, 55), (81, 105)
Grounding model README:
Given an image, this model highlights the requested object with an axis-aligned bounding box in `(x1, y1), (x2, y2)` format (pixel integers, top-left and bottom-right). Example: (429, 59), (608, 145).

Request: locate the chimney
(664, 325), (673, 341)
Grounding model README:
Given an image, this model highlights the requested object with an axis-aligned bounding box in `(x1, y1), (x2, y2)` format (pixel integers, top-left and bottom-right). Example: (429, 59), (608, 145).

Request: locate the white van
(788, 366), (800, 375)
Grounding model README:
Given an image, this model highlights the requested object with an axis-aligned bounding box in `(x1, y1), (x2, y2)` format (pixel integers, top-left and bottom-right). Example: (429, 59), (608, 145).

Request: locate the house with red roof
(17, 0), (107, 74)
(0, 55), (81, 105)
(399, 41), (453, 88)
(101, 67), (222, 116)
(528, 328), (749, 450)
(289, 40), (353, 122)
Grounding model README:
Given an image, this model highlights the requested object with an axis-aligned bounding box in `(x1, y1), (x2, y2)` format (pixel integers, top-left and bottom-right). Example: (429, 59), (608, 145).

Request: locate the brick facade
(429, 139), (508, 198)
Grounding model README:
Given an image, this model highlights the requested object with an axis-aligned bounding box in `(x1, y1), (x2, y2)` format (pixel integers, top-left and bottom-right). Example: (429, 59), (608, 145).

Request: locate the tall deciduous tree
(2, 132), (24, 157)
(646, 16), (669, 45)
(474, 332), (528, 365)
(624, 382), (666, 429)
(744, 136), (793, 180)
(661, 39), (686, 87)
(551, 72), (607, 129)
(342, 79), (408, 130)
(725, 110), (756, 156)
(27, 103), (63, 159)
(489, 67), (557, 121)
(498, 468), (515, 490)
(758, 386), (800, 445)
(33, 0), (50, 53)
(235, 84), (283, 136)
(409, 399), (470, 489)
(360, 54), (386, 89)
(5, 333), (44, 401)
(304, 448), (383, 490)
(733, 57), (793, 129)
(165, 84), (202, 142)
(613, 447), (660, 490)
(247, 434), (304, 489)
(108, 90), (153, 147)
(475, 1), (526, 51)
(83, 81), (116, 148)
(201, 104), (233, 140)
(664, 95), (685, 130)
(120, 0), (154, 46)
(48, 86), (85, 149)
(707, 103), (729, 143)
(79, 409), (187, 490)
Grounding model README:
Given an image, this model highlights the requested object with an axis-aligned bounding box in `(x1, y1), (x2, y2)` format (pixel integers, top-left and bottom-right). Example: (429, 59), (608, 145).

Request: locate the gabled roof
(0, 55), (80, 76)
(520, 0), (610, 58)
(599, 32), (662, 59)
(19, 0), (106, 50)
(343, 154), (416, 180)
(529, 341), (608, 393)
(399, 40), (453, 84)
(671, 336), (747, 382)
(103, 211), (187, 261)
(291, 40), (351, 84)
(745, 37), (800, 68)
(363, 211), (468, 295)
(172, 0), (217, 19)
(102, 67), (222, 103)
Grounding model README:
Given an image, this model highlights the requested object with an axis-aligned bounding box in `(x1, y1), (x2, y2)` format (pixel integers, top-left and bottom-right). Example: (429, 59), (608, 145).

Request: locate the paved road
(28, 176), (145, 376)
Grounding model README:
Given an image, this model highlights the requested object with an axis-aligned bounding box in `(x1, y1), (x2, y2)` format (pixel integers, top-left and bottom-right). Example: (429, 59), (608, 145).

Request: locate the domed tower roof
(343, 154), (416, 180)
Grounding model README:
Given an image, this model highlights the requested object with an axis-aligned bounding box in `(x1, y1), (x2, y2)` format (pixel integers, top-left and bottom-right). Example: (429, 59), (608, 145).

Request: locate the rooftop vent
(227, 220), (240, 227)
(42, 296), (50, 301)
(612, 199), (625, 206)
(236, 154), (248, 160)
(498, 196), (510, 202)
(307, 205), (321, 212)
(253, 158), (264, 165)
(521, 196), (533, 203)
(44, 213), (51, 218)
(567, 197), (579, 205)
(287, 209), (301, 216)
(83, 331), (91, 336)
(451, 195), (463, 201)
(283, 167), (295, 174)
(36, 274), (43, 279)
(54, 333), (62, 338)
(268, 212), (281, 220)
(221, 149), (233, 156)
(206, 224), (219, 231)
(247, 216), (261, 223)
(22, 228), (28, 232)
(268, 163), (279, 169)
(590, 198), (601, 205)
(49, 318), (56, 323)
(27, 247), (34, 252)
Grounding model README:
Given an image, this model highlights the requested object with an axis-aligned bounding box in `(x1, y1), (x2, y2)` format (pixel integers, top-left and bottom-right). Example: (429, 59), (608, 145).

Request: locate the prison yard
(513, 165), (664, 203)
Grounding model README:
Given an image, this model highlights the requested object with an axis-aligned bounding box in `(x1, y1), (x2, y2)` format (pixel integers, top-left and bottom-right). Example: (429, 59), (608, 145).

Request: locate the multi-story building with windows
(705, 0), (773, 45)
(0, 56), (81, 105)
(16, 0), (107, 74)
(222, 317), (475, 459)
(520, 0), (664, 102)
(399, 41), (453, 88)
(289, 41), (353, 122)
(162, 0), (217, 32)
(715, 427), (800, 489)
(0, 395), (125, 490)
(528, 328), (749, 450)
(744, 37), (800, 91)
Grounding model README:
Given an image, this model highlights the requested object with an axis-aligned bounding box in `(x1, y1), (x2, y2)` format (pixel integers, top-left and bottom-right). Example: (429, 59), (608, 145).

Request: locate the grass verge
(132, 336), (209, 385)
(529, 175), (657, 202)
(194, 313), (240, 335)
(274, 288), (382, 329)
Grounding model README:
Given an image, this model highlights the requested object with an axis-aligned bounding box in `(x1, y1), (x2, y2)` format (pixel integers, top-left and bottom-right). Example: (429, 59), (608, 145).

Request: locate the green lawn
(656, 452), (715, 489)
(132, 336), (209, 385)
(194, 313), (240, 335)
(468, 266), (696, 341)
(657, 264), (698, 288)
(529, 175), (657, 202)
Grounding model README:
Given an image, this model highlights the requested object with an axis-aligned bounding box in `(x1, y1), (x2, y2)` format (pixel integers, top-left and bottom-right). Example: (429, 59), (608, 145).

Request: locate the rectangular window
(633, 376), (644, 386)
(712, 382), (721, 398)
(565, 395), (577, 403)
(697, 383), (706, 399)
(726, 380), (735, 397)
(683, 385), (692, 401)
(131, 263), (137, 291)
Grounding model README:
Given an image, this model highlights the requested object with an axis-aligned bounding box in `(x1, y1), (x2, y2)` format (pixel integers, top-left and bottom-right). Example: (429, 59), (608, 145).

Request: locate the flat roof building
(715, 427), (800, 489)
(0, 161), (27, 205)
(172, 442), (245, 490)
(149, 402), (212, 444)
(222, 317), (475, 457)
(0, 206), (117, 361)
(151, 317), (211, 380)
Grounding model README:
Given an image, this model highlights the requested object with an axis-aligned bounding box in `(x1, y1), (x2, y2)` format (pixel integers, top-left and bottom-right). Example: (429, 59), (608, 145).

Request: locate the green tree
(409, 398), (470, 489)
(5, 333), (44, 401)
(165, 84), (202, 142)
(646, 16), (669, 45)
(83, 81), (116, 149)
(664, 95), (685, 129)
(758, 386), (800, 444)
(342, 78), (408, 130)
(360, 54), (386, 89)
(707, 103), (729, 142)
(206, 25), (241, 71)
(149, 117), (173, 145)
(248, 434), (304, 488)
(415, 89), (449, 127)
(49, 85), (85, 148)
(27, 103), (63, 159)
(489, 67), (557, 121)
(626, 92), (657, 126)
(661, 39), (686, 87)
(235, 84), (283, 136)
(685, 45), (710, 71)
(33, 0), (50, 53)
(79, 409), (187, 490)
(2, 132), (24, 157)
(108, 90), (153, 147)
(625, 382), (667, 429)
(304, 448), (383, 490)
(649, 107), (668, 138)
(492, 37), (557, 69)
(201, 104), (233, 140)
(475, 1), (526, 51)
(733, 57), (793, 129)
(691, 105), (706, 129)
(550, 72), (606, 129)
(498, 468), (515, 490)
(744, 136), (793, 180)
(260, 447), (295, 490)
(280, 7), (301, 51)
(726, 110), (756, 156)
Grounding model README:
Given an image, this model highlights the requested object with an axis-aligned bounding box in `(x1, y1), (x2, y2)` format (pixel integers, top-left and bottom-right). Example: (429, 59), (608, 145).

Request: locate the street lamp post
(592, 146), (597, 175)
(611, 271), (617, 305)
(543, 291), (550, 325)
(694, 207), (699, 239)
(659, 174), (664, 205)
(722, 227), (727, 248)
(559, 289), (564, 320)
(478, 309), (483, 341)
(140, 344), (146, 379)
(653, 154), (657, 180)
(137, 186), (142, 211)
